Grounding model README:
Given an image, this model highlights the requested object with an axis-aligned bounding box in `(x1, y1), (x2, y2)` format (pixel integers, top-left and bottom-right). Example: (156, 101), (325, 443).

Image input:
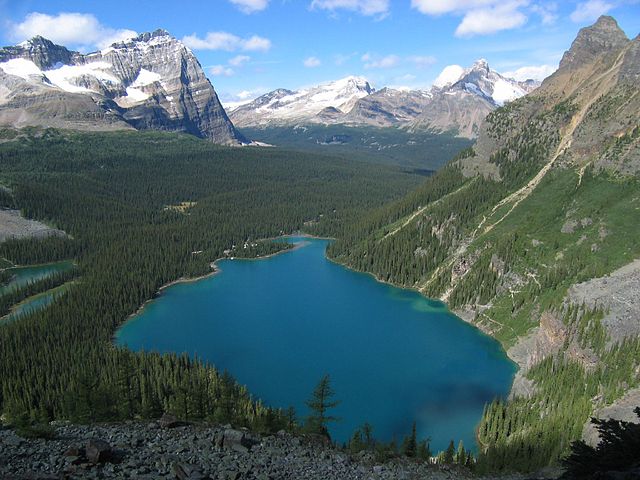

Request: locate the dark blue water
(116, 237), (514, 451)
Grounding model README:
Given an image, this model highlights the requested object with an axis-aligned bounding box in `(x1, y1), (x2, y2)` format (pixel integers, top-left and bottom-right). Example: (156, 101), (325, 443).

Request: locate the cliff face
(0, 30), (246, 145)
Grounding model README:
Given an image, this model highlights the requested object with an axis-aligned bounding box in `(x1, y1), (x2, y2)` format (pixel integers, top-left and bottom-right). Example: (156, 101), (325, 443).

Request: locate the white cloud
(210, 65), (235, 77)
(503, 63), (557, 81)
(310, 0), (390, 16)
(433, 64), (465, 88)
(182, 32), (272, 52)
(408, 55), (437, 68)
(362, 53), (400, 68)
(304, 56), (322, 67)
(229, 55), (251, 66)
(570, 0), (613, 23)
(229, 0), (270, 14)
(530, 3), (558, 25)
(243, 35), (272, 51)
(8, 12), (136, 51)
(455, 2), (528, 37)
(334, 53), (357, 65)
(412, 0), (540, 37)
(220, 88), (267, 110)
(411, 0), (496, 15)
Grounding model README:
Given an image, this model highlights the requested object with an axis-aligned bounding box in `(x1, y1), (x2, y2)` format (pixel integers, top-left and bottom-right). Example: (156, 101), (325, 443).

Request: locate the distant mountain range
(0, 31), (544, 144)
(0, 30), (245, 145)
(229, 60), (541, 138)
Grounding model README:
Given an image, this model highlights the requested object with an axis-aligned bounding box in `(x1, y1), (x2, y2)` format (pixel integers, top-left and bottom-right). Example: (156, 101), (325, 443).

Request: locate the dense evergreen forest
(239, 125), (473, 170)
(0, 128), (424, 435)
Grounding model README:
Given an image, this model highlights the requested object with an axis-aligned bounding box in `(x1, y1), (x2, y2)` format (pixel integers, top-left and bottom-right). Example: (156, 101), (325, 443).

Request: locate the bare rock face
(0, 30), (246, 145)
(343, 88), (432, 128)
(559, 16), (629, 70)
(567, 259), (640, 345)
(582, 387), (640, 446)
(0, 36), (76, 69)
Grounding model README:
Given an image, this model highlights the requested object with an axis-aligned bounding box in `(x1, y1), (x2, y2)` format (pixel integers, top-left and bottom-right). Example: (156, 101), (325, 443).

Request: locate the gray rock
(159, 413), (183, 429)
(222, 428), (259, 453)
(85, 439), (112, 464)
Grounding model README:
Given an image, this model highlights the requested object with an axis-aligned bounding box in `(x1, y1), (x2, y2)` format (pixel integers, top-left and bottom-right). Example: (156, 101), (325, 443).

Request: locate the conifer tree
(305, 374), (340, 438)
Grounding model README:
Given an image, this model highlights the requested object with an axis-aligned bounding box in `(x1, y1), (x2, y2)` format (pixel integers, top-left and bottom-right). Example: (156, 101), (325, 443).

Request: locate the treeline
(0, 129), (421, 433)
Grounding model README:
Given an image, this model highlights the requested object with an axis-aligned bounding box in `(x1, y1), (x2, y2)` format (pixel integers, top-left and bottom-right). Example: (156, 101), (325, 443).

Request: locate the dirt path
(383, 180), (474, 241)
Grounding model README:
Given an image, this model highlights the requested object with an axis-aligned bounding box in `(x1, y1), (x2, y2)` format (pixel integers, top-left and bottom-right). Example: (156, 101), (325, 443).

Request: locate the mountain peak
(560, 15), (628, 69)
(472, 58), (490, 71)
(1, 35), (74, 69)
(135, 29), (173, 42)
(24, 36), (57, 47)
(330, 75), (373, 93)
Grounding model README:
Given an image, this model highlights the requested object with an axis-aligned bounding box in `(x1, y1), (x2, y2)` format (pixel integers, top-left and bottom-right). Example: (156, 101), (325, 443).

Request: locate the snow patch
(131, 69), (161, 87)
(491, 78), (525, 106)
(0, 85), (11, 104)
(0, 58), (44, 80)
(44, 62), (120, 93)
(124, 87), (150, 102)
(248, 75), (373, 122)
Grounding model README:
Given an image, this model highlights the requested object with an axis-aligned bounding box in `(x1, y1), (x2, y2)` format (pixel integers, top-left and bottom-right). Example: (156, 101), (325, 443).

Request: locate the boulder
(159, 413), (183, 429)
(222, 429), (259, 453)
(85, 439), (112, 464)
(172, 462), (210, 480)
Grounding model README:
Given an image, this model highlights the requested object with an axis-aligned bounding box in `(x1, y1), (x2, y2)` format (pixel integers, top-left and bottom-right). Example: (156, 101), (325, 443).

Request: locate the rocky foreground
(0, 418), (546, 480)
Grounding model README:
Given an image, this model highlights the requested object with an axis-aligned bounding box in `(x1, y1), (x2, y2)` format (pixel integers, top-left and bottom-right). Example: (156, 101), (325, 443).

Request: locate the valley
(0, 6), (638, 479)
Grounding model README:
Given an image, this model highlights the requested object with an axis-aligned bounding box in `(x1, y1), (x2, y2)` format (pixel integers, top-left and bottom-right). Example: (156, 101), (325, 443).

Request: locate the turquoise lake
(116, 237), (515, 451)
(1, 261), (75, 324)
(0, 260), (73, 296)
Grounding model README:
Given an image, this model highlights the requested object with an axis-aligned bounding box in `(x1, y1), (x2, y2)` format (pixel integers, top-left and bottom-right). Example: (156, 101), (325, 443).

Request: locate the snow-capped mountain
(230, 59), (544, 138)
(435, 59), (537, 105)
(229, 76), (374, 127)
(0, 31), (245, 144)
(409, 59), (540, 137)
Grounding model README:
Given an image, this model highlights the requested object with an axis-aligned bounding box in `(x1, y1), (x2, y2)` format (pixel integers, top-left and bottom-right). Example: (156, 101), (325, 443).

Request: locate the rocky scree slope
(0, 420), (527, 480)
(0, 31), (245, 145)
(327, 15), (640, 469)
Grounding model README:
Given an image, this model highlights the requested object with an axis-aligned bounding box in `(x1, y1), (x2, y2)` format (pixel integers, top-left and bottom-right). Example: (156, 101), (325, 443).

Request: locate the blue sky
(1, 0), (638, 104)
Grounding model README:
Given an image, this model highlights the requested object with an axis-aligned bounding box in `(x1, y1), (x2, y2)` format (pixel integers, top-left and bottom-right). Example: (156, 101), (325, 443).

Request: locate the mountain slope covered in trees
(328, 16), (640, 472)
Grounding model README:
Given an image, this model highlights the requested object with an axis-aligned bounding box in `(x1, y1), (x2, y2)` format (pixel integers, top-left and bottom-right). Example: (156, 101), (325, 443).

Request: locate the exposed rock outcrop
(0, 30), (246, 145)
(0, 209), (66, 242)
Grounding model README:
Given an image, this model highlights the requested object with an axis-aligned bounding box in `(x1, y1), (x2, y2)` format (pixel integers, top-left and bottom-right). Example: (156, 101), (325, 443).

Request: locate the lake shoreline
(118, 234), (316, 333)
(325, 253), (519, 392)
(116, 234), (515, 449)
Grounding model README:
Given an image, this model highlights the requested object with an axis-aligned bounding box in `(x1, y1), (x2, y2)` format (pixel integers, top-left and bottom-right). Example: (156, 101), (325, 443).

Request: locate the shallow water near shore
(116, 237), (515, 451)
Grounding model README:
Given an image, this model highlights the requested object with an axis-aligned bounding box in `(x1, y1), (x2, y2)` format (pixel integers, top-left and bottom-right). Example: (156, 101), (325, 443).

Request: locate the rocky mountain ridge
(0, 30), (246, 145)
(229, 60), (540, 138)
